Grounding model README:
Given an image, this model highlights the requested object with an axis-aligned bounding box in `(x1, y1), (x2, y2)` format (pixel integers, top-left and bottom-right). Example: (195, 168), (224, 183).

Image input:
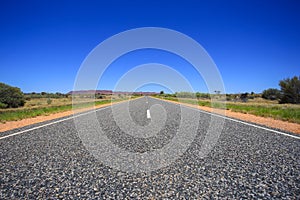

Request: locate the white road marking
(0, 98), (143, 140)
(147, 109), (151, 119)
(157, 98), (300, 140)
(1, 96), (299, 140)
(0, 107), (107, 140)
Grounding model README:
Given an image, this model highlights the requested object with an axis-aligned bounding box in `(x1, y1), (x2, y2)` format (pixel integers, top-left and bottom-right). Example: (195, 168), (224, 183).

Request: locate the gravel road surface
(0, 97), (299, 199)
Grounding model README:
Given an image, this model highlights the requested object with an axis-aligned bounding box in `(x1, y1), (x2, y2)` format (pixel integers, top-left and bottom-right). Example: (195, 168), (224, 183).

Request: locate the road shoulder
(155, 97), (300, 134)
(0, 98), (138, 133)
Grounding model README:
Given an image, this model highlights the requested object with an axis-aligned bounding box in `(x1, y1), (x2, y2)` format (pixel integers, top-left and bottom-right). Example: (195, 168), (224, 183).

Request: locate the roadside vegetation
(155, 96), (300, 124)
(154, 75), (300, 124)
(0, 82), (25, 108)
(0, 75), (299, 123)
(0, 94), (138, 123)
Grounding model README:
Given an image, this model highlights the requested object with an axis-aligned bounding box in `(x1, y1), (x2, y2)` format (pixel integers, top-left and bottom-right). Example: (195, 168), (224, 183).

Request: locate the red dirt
(1, 98), (299, 134)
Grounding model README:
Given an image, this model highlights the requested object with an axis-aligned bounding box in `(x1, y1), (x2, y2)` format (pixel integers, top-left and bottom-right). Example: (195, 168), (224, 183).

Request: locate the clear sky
(0, 0), (299, 94)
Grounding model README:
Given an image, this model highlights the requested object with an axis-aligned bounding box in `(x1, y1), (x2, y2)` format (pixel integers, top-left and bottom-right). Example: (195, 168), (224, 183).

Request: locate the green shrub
(279, 76), (300, 104)
(262, 88), (281, 100)
(47, 98), (52, 105)
(0, 82), (25, 108)
(0, 102), (7, 108)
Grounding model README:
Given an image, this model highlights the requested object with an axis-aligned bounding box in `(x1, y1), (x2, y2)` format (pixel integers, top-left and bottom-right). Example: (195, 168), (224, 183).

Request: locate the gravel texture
(0, 97), (299, 199)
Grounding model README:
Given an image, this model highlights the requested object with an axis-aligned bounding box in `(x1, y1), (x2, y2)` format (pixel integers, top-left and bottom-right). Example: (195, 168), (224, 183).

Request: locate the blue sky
(0, 0), (299, 94)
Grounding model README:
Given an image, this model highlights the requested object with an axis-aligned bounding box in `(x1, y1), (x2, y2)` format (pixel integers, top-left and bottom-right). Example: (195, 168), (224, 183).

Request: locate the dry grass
(0, 95), (134, 122)
(159, 96), (300, 124)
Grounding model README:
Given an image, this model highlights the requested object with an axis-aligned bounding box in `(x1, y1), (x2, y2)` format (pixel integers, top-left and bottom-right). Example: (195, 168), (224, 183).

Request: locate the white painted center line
(146, 109), (151, 119)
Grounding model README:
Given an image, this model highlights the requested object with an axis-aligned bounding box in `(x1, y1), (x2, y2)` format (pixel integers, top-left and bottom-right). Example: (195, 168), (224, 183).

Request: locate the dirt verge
(158, 98), (300, 134)
(0, 100), (131, 133)
(1, 97), (299, 134)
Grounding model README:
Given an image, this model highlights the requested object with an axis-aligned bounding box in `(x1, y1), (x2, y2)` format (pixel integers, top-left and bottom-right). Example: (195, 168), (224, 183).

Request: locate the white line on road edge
(0, 97), (145, 140)
(151, 97), (300, 140)
(147, 109), (151, 119)
(1, 97), (299, 140)
(0, 97), (147, 140)
(0, 107), (107, 140)
(191, 106), (300, 140)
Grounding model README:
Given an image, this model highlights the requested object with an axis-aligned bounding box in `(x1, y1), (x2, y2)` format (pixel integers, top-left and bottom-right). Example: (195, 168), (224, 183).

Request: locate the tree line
(0, 75), (299, 108)
(159, 76), (300, 104)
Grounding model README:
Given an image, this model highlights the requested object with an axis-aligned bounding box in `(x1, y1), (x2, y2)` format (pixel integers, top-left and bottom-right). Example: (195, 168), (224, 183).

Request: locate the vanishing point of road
(0, 97), (299, 199)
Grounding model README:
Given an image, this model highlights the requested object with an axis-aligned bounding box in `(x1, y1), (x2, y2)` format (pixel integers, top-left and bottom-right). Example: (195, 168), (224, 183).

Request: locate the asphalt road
(0, 97), (299, 199)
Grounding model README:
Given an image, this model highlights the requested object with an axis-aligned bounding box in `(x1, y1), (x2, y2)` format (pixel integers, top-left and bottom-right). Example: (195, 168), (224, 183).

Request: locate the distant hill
(67, 90), (158, 96)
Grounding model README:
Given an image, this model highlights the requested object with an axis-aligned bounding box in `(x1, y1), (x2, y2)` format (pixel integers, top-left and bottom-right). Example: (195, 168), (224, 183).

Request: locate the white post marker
(146, 109), (151, 119)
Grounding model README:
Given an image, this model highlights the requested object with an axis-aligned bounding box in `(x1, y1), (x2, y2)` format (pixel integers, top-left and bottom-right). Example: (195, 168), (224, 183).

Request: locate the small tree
(0, 82), (25, 108)
(47, 98), (52, 105)
(240, 92), (248, 102)
(279, 76), (300, 104)
(262, 88), (281, 100)
(160, 91), (164, 95)
(0, 102), (7, 109)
